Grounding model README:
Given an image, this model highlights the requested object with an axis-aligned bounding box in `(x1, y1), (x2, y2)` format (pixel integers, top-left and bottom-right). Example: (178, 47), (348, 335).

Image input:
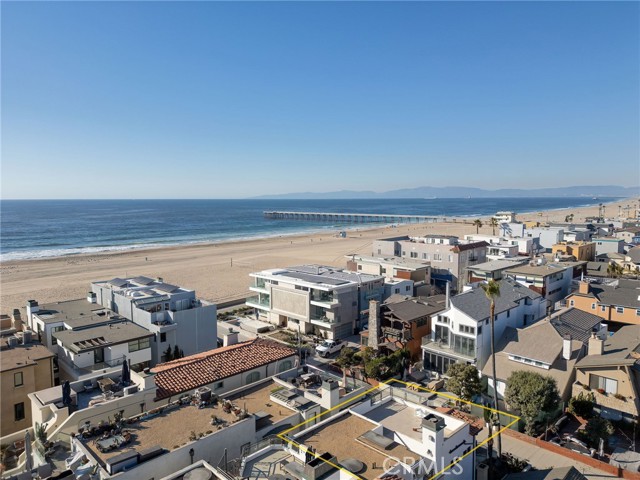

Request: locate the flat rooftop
(0, 342), (54, 372)
(505, 263), (569, 276)
(228, 381), (299, 426)
(297, 414), (414, 480)
(85, 400), (239, 464)
(363, 401), (466, 440)
(32, 298), (112, 325)
(53, 322), (153, 353)
(255, 265), (383, 287)
(468, 258), (529, 273)
(347, 255), (430, 270)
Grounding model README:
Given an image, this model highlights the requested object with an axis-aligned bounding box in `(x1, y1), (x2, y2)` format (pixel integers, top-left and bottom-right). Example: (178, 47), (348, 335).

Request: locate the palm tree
(489, 217), (499, 236)
(481, 279), (502, 459)
(473, 219), (483, 234)
(607, 262), (624, 278)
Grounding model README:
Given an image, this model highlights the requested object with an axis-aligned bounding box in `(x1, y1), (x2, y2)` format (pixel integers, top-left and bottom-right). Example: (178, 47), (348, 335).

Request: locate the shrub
(567, 392), (595, 419)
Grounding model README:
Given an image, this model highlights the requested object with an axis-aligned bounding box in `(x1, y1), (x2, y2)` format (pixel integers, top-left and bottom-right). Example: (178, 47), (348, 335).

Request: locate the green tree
(164, 345), (173, 362)
(567, 391), (595, 419)
(489, 217), (499, 236)
(607, 262), (624, 278)
(564, 213), (574, 223)
(173, 344), (181, 360)
(473, 219), (483, 234)
(336, 347), (359, 385)
(504, 371), (560, 435)
(584, 416), (615, 448)
(481, 279), (502, 456)
(445, 364), (482, 402)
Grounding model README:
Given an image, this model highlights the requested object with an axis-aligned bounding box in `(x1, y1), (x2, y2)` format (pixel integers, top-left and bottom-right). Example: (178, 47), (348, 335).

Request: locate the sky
(2, 1), (639, 199)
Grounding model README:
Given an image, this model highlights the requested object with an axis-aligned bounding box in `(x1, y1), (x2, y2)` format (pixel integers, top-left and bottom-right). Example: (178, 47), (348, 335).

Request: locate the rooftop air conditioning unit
(7, 336), (18, 348)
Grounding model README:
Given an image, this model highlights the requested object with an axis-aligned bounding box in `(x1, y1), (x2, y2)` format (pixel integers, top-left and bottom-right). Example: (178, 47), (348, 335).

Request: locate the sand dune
(1, 199), (636, 313)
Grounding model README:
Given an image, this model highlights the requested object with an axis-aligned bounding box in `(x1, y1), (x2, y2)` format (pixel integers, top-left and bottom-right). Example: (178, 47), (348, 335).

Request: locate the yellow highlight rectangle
(276, 378), (520, 480)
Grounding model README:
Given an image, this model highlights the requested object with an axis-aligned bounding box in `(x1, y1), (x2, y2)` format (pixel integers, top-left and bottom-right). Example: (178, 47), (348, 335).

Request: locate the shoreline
(1, 197), (637, 313)
(0, 197), (628, 263)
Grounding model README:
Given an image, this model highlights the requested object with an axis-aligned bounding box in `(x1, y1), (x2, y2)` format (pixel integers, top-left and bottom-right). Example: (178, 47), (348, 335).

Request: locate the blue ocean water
(0, 198), (618, 261)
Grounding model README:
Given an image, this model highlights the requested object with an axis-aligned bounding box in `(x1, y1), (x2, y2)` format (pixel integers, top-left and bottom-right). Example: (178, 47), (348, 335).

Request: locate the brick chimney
(368, 300), (381, 350)
(562, 335), (572, 360)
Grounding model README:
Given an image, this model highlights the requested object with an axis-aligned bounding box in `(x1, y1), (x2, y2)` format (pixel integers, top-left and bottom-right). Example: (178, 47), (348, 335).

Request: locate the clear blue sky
(2, 1), (638, 199)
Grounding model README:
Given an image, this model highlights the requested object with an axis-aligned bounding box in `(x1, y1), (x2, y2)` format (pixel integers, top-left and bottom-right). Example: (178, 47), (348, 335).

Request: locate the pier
(263, 211), (445, 223)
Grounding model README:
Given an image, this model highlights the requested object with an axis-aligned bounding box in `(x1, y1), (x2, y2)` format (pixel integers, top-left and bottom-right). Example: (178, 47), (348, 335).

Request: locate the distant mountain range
(252, 185), (639, 200)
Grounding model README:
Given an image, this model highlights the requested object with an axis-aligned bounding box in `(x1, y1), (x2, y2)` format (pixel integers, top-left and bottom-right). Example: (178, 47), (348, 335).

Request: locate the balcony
(421, 338), (475, 362)
(310, 291), (339, 308)
(382, 326), (412, 342)
(250, 279), (269, 293)
(310, 313), (336, 326)
(246, 295), (270, 310)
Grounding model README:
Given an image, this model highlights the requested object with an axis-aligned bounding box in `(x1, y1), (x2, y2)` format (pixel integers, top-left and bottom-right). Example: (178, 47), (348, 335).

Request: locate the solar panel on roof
(283, 272), (348, 286)
(155, 283), (179, 293)
(108, 277), (129, 288)
(131, 276), (155, 286)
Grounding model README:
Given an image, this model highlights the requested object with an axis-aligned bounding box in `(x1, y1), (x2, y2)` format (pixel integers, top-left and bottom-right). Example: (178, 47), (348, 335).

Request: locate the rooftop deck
(297, 414), (414, 480)
(83, 400), (239, 463)
(228, 381), (299, 424)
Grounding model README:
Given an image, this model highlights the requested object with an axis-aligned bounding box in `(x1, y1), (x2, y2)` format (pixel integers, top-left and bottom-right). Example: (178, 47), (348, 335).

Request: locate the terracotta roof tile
(151, 339), (296, 400)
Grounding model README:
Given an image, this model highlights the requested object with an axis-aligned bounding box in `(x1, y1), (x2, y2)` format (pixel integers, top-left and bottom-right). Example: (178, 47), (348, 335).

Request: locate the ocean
(0, 198), (618, 261)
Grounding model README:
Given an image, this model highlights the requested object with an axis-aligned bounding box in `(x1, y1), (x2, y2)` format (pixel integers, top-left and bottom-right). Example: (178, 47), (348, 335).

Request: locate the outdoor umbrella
(121, 359), (130, 385)
(24, 429), (33, 473)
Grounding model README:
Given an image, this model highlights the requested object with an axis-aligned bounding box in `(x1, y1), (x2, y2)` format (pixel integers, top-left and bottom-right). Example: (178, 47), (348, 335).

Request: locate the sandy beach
(1, 198), (636, 314)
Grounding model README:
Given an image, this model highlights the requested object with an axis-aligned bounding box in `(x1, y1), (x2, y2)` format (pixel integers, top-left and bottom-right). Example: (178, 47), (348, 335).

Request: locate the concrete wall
(171, 304), (217, 358)
(271, 286), (309, 319)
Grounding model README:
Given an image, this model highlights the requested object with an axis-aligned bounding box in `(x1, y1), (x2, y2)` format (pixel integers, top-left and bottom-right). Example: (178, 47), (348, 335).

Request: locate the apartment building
(372, 235), (487, 291)
(346, 255), (431, 292)
(503, 261), (575, 307)
(565, 280), (640, 327)
(247, 265), (385, 339)
(614, 227), (640, 245)
(466, 258), (529, 284)
(422, 278), (545, 373)
(551, 241), (596, 262)
(524, 227), (564, 252)
(1, 335), (54, 436)
(91, 276), (218, 364)
(592, 237), (625, 256)
(464, 233), (541, 256)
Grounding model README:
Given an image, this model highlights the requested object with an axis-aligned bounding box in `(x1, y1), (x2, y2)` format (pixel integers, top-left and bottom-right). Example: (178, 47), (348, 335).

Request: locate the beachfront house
(91, 276), (218, 364)
(246, 265), (385, 339)
(422, 278), (545, 373)
(372, 234), (488, 292)
(345, 254), (432, 297)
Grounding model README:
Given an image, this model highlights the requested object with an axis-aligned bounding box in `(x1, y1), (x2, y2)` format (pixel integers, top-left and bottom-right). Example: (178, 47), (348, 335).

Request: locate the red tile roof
(151, 339), (296, 400)
(451, 241), (489, 253)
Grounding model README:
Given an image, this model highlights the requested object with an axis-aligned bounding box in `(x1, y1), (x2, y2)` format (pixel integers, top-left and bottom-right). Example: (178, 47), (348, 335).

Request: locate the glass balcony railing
(247, 295), (270, 307)
(254, 279), (267, 289)
(310, 291), (335, 303)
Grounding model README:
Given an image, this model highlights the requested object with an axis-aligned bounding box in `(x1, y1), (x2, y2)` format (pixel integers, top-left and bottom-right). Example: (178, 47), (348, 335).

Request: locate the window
(589, 374), (618, 394)
(410, 252), (418, 258)
(394, 288), (400, 294)
(214, 381), (224, 390)
(591, 303), (596, 310)
(637, 309), (640, 316)
(448, 255), (453, 262)
(507, 310), (511, 318)
(246, 371), (260, 384)
(602, 305), (606, 312)
(425, 253), (430, 260)
(569, 300), (575, 307)
(129, 337), (151, 352)
(616, 307), (624, 314)
(451, 334), (475, 357)
(52, 325), (65, 334)
(14, 403), (25, 421)
(459, 325), (475, 335)
(377, 249), (381, 255)
(14, 372), (23, 387)
(357, 265), (362, 270)
(477, 326), (482, 335)
(278, 360), (293, 372)
(160, 332), (167, 343)
(437, 315), (449, 324)
(433, 254), (442, 261)
(402, 251), (406, 256)
(416, 317), (427, 328)
(405, 285), (411, 291)
(381, 268), (386, 274)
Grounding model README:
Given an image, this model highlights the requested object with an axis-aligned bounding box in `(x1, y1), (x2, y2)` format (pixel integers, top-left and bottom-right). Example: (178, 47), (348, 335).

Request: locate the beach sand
(1, 199), (636, 313)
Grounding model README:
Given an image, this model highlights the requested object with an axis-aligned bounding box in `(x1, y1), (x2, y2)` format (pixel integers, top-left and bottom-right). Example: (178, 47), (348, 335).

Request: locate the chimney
(588, 331), (604, 356)
(368, 300), (381, 350)
(223, 329), (239, 347)
(578, 282), (590, 295)
(321, 379), (339, 408)
(445, 281), (450, 309)
(11, 309), (23, 332)
(562, 335), (572, 360)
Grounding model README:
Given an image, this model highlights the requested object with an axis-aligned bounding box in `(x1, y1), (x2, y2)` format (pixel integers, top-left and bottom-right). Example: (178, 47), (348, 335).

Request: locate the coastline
(0, 197), (636, 313)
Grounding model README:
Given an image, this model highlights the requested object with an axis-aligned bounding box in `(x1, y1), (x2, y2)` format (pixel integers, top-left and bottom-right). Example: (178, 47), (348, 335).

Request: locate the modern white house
(592, 237), (625, 256)
(422, 278), (545, 373)
(237, 384), (479, 480)
(91, 276), (218, 364)
(372, 235), (487, 291)
(524, 227), (565, 252)
(246, 265), (385, 339)
(464, 234), (541, 257)
(345, 255), (432, 296)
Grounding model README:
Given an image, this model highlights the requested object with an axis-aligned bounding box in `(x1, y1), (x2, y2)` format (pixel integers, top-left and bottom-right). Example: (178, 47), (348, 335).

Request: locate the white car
(315, 340), (344, 357)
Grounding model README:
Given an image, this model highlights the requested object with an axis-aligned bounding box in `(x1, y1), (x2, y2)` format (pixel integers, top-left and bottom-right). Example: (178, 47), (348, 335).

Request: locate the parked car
(316, 340), (344, 357)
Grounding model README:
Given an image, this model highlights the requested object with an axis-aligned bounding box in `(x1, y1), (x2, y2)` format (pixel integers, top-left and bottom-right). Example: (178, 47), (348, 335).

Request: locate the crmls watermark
(382, 456), (465, 477)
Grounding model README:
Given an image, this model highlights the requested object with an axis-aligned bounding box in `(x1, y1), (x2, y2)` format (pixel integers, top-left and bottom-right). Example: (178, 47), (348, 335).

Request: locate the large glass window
(451, 333), (475, 358)
(246, 371), (261, 384)
(434, 325), (449, 344)
(129, 337), (151, 352)
(589, 374), (617, 394)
